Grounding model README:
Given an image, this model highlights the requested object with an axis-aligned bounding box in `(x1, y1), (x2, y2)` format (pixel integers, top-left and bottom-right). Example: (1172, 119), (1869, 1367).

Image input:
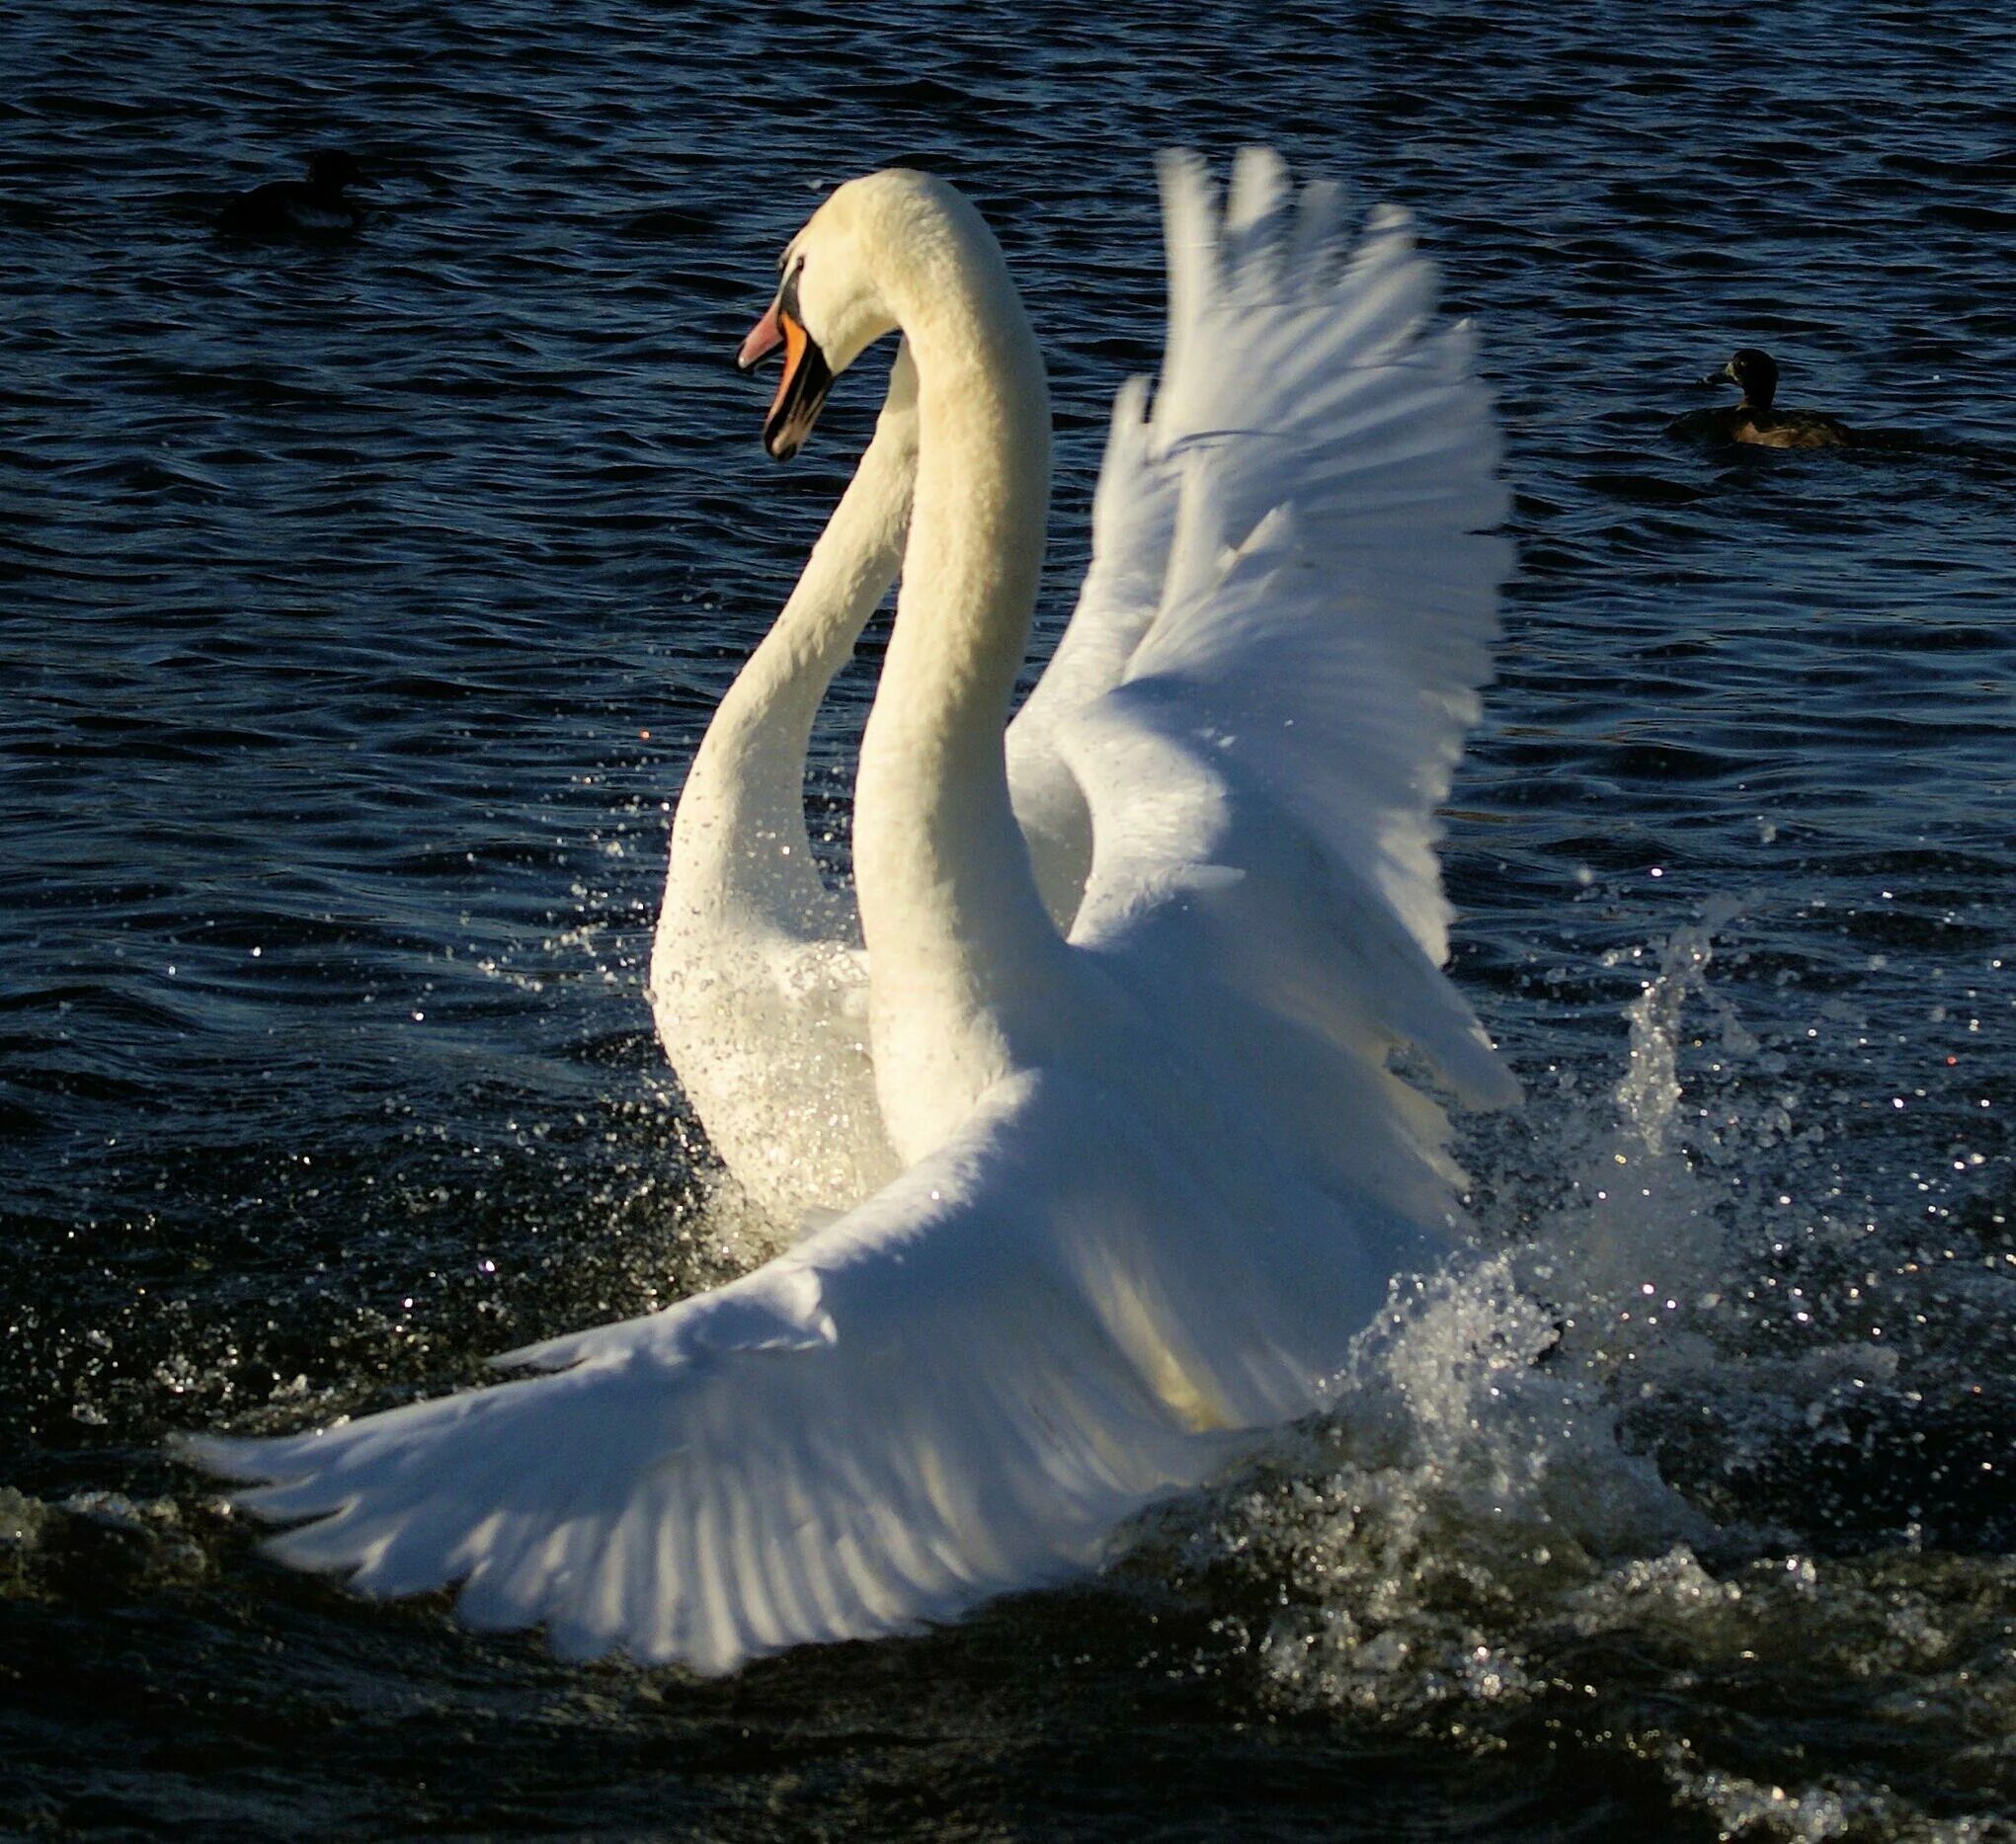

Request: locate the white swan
(185, 150), (1517, 1674)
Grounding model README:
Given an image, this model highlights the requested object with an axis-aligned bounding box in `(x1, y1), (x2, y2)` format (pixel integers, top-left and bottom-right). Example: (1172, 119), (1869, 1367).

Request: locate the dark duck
(1672, 349), (1853, 449)
(218, 151), (366, 238)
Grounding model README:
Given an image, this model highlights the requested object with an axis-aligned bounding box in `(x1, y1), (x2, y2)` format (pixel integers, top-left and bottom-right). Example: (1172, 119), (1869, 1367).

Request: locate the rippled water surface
(5, 4), (2013, 1838)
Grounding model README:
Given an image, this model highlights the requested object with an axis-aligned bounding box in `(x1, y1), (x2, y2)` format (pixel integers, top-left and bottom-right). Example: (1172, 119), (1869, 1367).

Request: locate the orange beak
(739, 271), (835, 461)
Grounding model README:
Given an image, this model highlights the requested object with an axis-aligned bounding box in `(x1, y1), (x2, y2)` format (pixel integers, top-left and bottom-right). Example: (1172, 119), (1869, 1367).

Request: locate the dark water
(4, 3), (2013, 1837)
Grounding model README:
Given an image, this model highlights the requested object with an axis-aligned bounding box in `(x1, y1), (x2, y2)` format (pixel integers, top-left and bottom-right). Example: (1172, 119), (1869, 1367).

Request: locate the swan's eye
(778, 258), (805, 323)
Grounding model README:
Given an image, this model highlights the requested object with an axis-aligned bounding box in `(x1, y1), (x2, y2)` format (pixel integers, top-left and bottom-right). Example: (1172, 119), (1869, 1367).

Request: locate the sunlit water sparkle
(3, 3), (2011, 1838)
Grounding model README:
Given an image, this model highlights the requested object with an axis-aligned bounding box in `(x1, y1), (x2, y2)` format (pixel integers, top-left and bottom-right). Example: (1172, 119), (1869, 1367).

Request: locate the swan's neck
(852, 210), (1064, 1159)
(668, 385), (915, 927)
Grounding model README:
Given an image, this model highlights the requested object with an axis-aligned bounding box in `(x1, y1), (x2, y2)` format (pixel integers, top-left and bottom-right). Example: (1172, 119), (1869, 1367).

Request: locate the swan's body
(187, 151), (1518, 1674)
(653, 277), (1180, 1226)
(648, 341), (1152, 1226)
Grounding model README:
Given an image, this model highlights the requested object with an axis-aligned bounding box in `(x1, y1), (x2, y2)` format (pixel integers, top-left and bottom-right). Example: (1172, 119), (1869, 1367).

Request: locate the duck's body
(1671, 348), (1852, 448)
(1678, 404), (1853, 449)
(218, 151), (365, 237)
(186, 152), (1516, 1674)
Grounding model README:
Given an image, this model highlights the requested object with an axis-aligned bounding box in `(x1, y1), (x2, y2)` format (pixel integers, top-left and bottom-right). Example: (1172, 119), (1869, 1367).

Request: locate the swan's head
(737, 169), (977, 460)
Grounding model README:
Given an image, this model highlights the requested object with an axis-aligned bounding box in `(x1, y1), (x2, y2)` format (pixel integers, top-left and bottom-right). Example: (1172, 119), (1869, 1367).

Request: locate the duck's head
(737, 169), (989, 460)
(306, 150), (364, 195)
(1711, 348), (1779, 410)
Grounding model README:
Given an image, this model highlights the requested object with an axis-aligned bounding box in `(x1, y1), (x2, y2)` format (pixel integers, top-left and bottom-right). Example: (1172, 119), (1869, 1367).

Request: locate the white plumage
(184, 148), (1516, 1674)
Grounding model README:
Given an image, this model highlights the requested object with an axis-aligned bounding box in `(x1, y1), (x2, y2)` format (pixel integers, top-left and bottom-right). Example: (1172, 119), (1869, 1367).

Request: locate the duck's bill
(738, 298), (833, 462)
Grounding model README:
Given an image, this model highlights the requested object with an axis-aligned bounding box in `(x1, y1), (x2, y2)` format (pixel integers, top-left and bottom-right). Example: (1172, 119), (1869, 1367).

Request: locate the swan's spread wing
(1134, 152), (1508, 972)
(184, 1065), (1416, 1673)
(1008, 150), (1479, 938)
(1055, 150), (1516, 1210)
(1005, 154), (1348, 921)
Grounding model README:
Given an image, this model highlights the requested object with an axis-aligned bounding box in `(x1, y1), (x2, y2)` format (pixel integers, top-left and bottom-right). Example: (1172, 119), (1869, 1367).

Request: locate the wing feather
(1053, 155), (1514, 1147)
(190, 1069), (1389, 1672)
(992, 154), (1519, 1316)
(1010, 153), (1503, 966)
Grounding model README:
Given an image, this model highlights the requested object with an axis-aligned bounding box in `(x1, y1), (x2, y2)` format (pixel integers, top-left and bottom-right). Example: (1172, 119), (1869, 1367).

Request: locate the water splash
(1140, 905), (2016, 1839)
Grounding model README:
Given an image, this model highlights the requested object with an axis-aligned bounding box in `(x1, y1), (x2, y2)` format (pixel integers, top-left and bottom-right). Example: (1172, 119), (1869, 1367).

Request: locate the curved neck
(852, 198), (1062, 1145)
(671, 361), (917, 918)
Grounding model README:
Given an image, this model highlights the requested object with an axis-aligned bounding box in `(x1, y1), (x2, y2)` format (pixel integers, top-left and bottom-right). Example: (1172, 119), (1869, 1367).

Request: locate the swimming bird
(1673, 348), (1853, 448)
(184, 151), (1516, 1674)
(217, 150), (366, 238)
